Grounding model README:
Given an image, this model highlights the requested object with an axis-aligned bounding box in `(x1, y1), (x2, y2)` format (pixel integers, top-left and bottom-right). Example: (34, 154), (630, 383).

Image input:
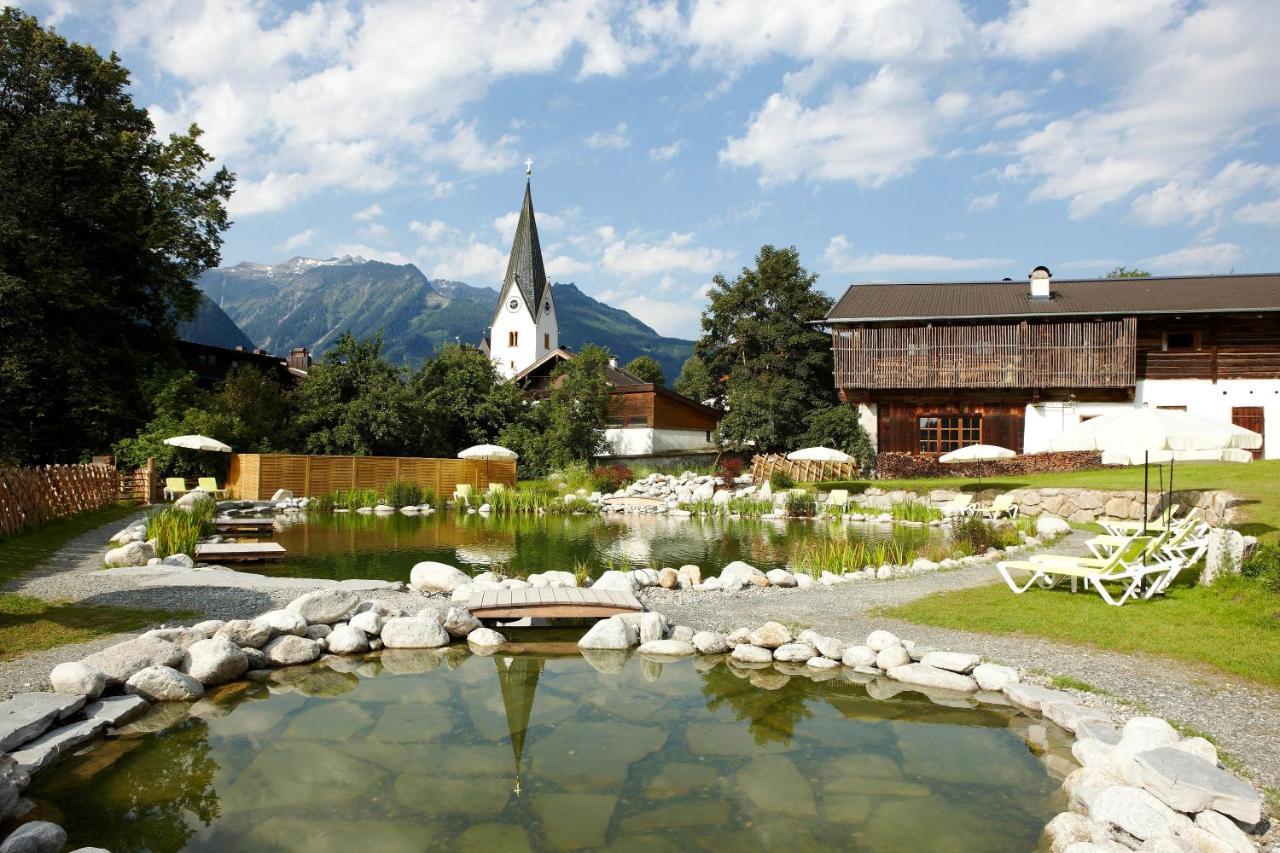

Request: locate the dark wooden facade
(608, 386), (720, 432)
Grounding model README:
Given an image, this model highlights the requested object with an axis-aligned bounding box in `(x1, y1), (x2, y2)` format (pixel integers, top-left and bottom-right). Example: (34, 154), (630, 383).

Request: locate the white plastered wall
(490, 287), (538, 379)
(602, 428), (716, 457)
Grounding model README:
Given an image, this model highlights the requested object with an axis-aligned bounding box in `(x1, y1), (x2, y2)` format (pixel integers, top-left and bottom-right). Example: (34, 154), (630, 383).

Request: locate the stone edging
(0, 588), (1268, 852)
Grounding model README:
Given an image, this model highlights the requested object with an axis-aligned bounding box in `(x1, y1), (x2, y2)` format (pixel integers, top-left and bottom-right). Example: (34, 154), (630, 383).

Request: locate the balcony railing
(833, 318), (1136, 390)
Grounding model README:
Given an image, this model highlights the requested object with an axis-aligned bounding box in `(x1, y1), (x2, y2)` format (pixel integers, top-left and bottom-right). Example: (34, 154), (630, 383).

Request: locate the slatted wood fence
(750, 454), (861, 484)
(0, 464), (124, 537)
(227, 453), (517, 501)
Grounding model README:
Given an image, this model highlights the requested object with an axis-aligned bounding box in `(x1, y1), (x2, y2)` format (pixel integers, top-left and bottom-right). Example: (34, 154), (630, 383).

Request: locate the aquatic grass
(330, 487), (379, 510)
(559, 495), (597, 514)
(783, 492), (816, 518)
(382, 480), (423, 508)
(677, 498), (716, 515)
(790, 536), (917, 576)
(890, 498), (941, 523)
(726, 496), (773, 517)
(144, 498), (215, 559)
(310, 492), (335, 513)
(571, 560), (593, 586)
(949, 516), (1023, 556)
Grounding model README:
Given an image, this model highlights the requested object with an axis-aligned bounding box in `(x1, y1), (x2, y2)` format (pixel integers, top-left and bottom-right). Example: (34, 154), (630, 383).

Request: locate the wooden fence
(227, 453), (517, 501)
(750, 454), (860, 484)
(0, 464), (123, 537)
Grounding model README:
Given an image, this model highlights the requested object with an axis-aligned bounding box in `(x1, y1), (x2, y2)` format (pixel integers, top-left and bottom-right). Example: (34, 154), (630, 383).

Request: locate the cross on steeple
(525, 157), (533, 177)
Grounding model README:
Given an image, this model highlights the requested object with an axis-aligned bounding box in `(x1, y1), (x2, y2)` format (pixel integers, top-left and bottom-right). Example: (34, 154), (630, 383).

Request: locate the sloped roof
(825, 273), (1280, 323)
(493, 180), (549, 325)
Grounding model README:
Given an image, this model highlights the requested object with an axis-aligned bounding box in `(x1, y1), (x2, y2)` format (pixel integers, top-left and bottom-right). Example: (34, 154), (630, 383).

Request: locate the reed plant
(676, 498), (716, 515)
(145, 499), (214, 559)
(948, 515), (1020, 555)
(329, 487), (379, 510)
(559, 495), (597, 514)
(382, 479), (423, 508)
(891, 498), (942, 523)
(727, 496), (774, 517)
(311, 492), (335, 513)
(571, 559), (594, 586)
(790, 536), (918, 576)
(783, 492), (816, 518)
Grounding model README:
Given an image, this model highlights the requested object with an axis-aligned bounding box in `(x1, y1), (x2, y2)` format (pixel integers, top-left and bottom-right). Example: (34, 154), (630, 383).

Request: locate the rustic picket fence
(750, 453), (861, 484)
(0, 464), (125, 537)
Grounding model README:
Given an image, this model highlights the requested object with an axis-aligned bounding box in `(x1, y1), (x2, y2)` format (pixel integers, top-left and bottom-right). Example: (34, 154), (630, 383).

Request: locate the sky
(29, 0), (1280, 339)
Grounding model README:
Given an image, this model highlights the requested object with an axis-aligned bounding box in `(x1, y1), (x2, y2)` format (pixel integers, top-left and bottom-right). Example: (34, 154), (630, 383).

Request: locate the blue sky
(30, 0), (1280, 338)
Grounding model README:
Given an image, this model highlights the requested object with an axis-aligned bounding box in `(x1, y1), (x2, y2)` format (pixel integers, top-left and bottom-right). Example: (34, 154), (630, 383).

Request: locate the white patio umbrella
(786, 447), (854, 462)
(938, 444), (1016, 497)
(1049, 407), (1261, 530)
(458, 444), (519, 460)
(163, 434), (232, 452)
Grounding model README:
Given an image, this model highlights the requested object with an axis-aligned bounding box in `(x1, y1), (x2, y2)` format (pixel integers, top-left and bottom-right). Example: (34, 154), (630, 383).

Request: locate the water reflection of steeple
(495, 655), (544, 796)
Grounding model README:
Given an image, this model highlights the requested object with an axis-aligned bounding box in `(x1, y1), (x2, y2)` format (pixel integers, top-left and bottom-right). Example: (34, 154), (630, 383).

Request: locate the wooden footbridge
(213, 518), (275, 535)
(467, 586), (644, 620)
(194, 542), (287, 562)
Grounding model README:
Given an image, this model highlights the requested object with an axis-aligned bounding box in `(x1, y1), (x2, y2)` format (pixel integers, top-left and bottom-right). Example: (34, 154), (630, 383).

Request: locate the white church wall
(490, 290), (538, 379)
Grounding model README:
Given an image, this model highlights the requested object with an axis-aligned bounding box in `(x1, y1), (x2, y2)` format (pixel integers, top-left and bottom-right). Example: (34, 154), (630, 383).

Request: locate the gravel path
(644, 528), (1280, 794)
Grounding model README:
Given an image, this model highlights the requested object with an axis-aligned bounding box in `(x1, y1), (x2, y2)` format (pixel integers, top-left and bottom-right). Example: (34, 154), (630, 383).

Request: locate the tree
(500, 345), (613, 476)
(1105, 266), (1151, 278)
(623, 355), (665, 386)
(801, 405), (875, 469)
(672, 354), (713, 403)
(0, 10), (233, 464)
(414, 343), (523, 454)
(694, 245), (835, 452)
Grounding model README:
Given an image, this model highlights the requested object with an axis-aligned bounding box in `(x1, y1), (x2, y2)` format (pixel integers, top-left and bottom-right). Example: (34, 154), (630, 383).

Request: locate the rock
(182, 638), (248, 685)
(748, 621), (792, 649)
(467, 628), (506, 648)
(160, 553), (195, 568)
(1073, 740), (1116, 769)
(730, 644), (773, 664)
(0, 693), (86, 752)
(81, 695), (149, 726)
(1004, 682), (1071, 712)
(1036, 515), (1072, 537)
(1090, 785), (1186, 842)
(772, 643), (815, 663)
(1122, 717), (1181, 751)
(875, 646), (912, 669)
(691, 631), (728, 654)
(304, 624), (331, 641)
(286, 589), (359, 624)
(348, 610), (384, 635)
(326, 625), (369, 655)
(0, 821), (66, 853)
(807, 656), (839, 670)
(973, 663), (1019, 691)
(242, 648), (268, 669)
(215, 619), (273, 649)
(380, 617), (450, 649)
(82, 636), (184, 686)
(807, 635), (844, 660)
(920, 651), (980, 673)
(9, 718), (107, 776)
(671, 625), (695, 642)
(591, 570), (637, 592)
(261, 635), (323, 666)
(657, 567), (679, 589)
(103, 541), (156, 567)
(193, 619), (226, 635)
(1077, 720), (1123, 745)
(1041, 699), (1113, 734)
(1173, 736), (1219, 766)
(1045, 812), (1094, 853)
(48, 662), (106, 699)
(1194, 810), (1255, 853)
(578, 617), (637, 651)
(637, 640), (696, 657)
(720, 561), (768, 589)
(1133, 747), (1261, 824)
(865, 630), (901, 652)
(842, 645), (877, 668)
(886, 663), (978, 693)
(257, 609), (308, 637)
(440, 607), (483, 639)
(270, 488), (293, 501)
(765, 569), (797, 587)
(677, 564), (701, 587)
(409, 561), (472, 594)
(125, 666), (204, 702)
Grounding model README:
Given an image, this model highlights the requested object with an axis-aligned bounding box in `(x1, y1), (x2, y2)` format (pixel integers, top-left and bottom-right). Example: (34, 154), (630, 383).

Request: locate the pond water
(32, 644), (1067, 852)
(249, 512), (941, 583)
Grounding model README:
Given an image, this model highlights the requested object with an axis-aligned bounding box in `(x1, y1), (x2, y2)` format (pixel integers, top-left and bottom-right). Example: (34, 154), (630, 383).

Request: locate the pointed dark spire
(500, 179), (548, 321)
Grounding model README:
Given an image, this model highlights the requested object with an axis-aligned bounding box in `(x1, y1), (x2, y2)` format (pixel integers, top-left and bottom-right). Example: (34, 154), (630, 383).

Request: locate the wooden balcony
(833, 318), (1137, 390)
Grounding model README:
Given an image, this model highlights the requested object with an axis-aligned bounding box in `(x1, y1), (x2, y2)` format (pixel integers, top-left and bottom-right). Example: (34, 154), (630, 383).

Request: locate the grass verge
(0, 503), (140, 584)
(878, 575), (1280, 689)
(0, 593), (193, 661)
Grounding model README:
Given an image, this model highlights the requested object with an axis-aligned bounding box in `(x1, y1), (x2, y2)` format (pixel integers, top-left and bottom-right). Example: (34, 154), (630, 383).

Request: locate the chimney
(609, 356), (618, 368)
(1029, 265), (1052, 300)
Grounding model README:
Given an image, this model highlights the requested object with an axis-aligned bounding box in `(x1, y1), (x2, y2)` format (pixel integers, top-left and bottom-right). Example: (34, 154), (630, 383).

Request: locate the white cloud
(426, 240), (508, 282)
(984, 0), (1182, 58)
(649, 140), (683, 161)
(618, 294), (700, 338)
(600, 231), (732, 277)
(353, 203), (383, 221)
(359, 222), (390, 242)
(409, 219), (454, 242)
(585, 122), (630, 150)
(1235, 199), (1280, 227)
(1139, 242), (1244, 273)
(823, 235), (1011, 273)
(967, 192), (999, 212)
(281, 228), (317, 253)
(545, 254), (592, 278)
(329, 243), (413, 265)
(426, 121), (519, 173)
(1131, 161), (1280, 226)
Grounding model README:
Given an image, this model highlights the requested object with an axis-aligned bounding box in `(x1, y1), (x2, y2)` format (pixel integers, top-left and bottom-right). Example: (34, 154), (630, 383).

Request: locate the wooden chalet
(176, 341), (311, 388)
(824, 269), (1280, 459)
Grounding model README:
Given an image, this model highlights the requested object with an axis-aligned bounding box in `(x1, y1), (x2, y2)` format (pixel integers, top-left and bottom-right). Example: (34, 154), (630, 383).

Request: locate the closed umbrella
(938, 444), (1016, 500)
(163, 435), (232, 452)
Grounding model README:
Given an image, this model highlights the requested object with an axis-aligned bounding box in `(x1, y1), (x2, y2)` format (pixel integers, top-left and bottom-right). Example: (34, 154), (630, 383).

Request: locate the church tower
(490, 164), (558, 379)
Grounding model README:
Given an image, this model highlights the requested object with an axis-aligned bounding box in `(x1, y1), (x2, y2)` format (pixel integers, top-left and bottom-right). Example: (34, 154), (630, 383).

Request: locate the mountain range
(189, 257), (695, 381)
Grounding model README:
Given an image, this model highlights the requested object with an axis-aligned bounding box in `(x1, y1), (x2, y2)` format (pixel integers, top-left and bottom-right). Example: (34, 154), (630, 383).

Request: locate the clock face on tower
(544, 301), (551, 315)
(506, 296), (520, 313)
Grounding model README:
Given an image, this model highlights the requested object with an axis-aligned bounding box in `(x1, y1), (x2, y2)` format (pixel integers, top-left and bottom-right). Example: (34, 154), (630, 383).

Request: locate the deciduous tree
(623, 355), (665, 385)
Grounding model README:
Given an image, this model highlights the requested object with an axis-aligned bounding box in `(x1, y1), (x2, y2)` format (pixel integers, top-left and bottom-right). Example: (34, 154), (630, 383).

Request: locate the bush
(769, 470), (795, 490)
(383, 479), (423, 508)
(949, 515), (1020, 556)
(1240, 544), (1280, 591)
(717, 455), (746, 481)
(783, 491), (815, 517)
(590, 464), (634, 493)
(801, 405), (875, 469)
(145, 496), (215, 558)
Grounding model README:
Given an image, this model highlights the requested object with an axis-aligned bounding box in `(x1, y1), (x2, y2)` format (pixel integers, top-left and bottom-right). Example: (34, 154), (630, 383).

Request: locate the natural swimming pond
(250, 512), (941, 582)
(32, 645), (1068, 852)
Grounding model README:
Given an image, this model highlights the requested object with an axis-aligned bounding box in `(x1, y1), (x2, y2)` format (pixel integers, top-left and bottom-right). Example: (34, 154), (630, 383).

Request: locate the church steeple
(489, 169), (559, 380)
(496, 177), (548, 324)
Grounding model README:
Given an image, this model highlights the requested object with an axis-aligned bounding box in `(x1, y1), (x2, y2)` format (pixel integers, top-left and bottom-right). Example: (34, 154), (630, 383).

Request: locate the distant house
(177, 340), (311, 388)
(824, 268), (1280, 460)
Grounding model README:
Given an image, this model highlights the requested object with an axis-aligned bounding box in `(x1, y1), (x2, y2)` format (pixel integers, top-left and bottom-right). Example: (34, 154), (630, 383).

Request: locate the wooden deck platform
(467, 587), (643, 620)
(213, 518), (275, 534)
(194, 542), (287, 562)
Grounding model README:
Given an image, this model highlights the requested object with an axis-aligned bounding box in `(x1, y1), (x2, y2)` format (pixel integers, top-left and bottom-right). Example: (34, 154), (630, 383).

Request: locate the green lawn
(819, 459), (1280, 542)
(879, 575), (1280, 689)
(0, 503), (186, 659)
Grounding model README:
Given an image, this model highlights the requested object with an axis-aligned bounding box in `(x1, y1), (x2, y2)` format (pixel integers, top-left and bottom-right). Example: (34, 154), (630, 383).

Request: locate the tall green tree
(500, 345), (613, 475)
(623, 355), (665, 385)
(0, 10), (233, 464)
(414, 343), (523, 454)
(672, 354), (713, 403)
(1105, 266), (1152, 278)
(694, 245), (835, 452)
(801, 405), (874, 469)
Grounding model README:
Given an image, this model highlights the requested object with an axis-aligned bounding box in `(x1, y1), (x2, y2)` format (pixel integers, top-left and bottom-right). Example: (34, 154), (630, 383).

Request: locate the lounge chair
(1085, 510), (1204, 560)
(452, 483), (474, 505)
(1101, 505), (1181, 536)
(971, 494), (1019, 520)
(826, 489), (850, 509)
(198, 477), (229, 499)
(998, 536), (1176, 606)
(164, 477), (189, 500)
(939, 494), (973, 517)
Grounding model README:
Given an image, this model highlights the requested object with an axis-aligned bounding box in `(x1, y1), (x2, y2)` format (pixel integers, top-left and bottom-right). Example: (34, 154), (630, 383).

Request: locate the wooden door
(1232, 407), (1265, 459)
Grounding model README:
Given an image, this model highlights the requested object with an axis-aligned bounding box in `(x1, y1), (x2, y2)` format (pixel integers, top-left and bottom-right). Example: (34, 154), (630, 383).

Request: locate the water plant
(382, 479), (423, 508)
(726, 496), (773, 517)
(790, 536), (917, 576)
(890, 498), (941, 523)
(783, 491), (816, 518)
(145, 496), (215, 558)
(768, 470), (795, 490)
(948, 515), (1020, 555)
(571, 559), (593, 586)
(560, 495), (597, 514)
(329, 487), (379, 510)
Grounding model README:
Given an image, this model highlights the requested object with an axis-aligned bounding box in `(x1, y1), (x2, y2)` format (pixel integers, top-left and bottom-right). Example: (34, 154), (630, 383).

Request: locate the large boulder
(49, 662), (106, 699)
(887, 663), (978, 693)
(841, 645), (877, 668)
(973, 663), (1019, 691)
(730, 644), (773, 664)
(214, 619), (272, 649)
(182, 638), (248, 686)
(765, 569), (798, 588)
(637, 639), (696, 657)
(261, 635), (323, 666)
(466, 628), (506, 648)
(256, 610), (308, 638)
(348, 610), (385, 635)
(0, 820), (66, 853)
(638, 612), (668, 645)
(875, 646), (911, 669)
(577, 616), (637, 651)
(720, 561), (768, 590)
(1089, 785), (1186, 843)
(286, 589), (359, 624)
(440, 607), (482, 639)
(1036, 515), (1072, 538)
(772, 643), (815, 663)
(270, 489), (293, 501)
(748, 621), (792, 649)
(409, 561), (471, 594)
(677, 564), (701, 587)
(380, 617), (450, 649)
(326, 624), (370, 655)
(103, 541), (156, 567)
(691, 631), (728, 654)
(920, 651), (980, 673)
(1133, 747), (1261, 824)
(82, 636), (184, 686)
(591, 570), (637, 593)
(125, 666), (204, 702)
(865, 630), (902, 652)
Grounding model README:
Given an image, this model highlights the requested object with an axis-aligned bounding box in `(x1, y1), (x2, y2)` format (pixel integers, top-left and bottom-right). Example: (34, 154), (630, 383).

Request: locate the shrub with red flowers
(590, 464), (634, 492)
